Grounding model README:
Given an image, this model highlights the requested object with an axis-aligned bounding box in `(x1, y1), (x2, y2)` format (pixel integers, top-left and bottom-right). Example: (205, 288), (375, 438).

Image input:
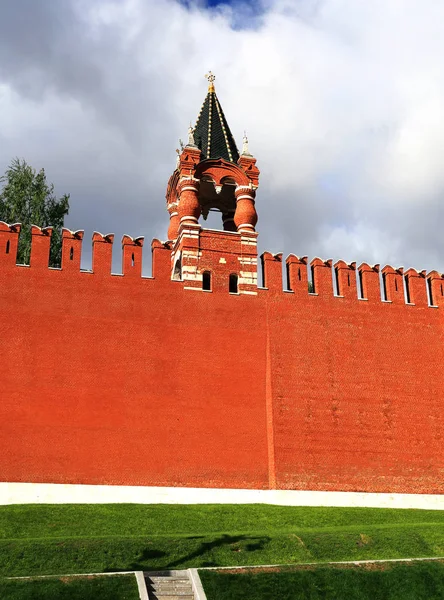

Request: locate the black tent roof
(193, 83), (239, 164)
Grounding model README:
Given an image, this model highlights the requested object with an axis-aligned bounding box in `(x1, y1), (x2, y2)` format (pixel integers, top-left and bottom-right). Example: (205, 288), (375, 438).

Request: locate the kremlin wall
(1, 75), (443, 497)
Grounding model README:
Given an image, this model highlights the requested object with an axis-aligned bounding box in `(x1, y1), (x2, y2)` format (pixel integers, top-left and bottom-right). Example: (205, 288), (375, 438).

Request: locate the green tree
(0, 158), (70, 267)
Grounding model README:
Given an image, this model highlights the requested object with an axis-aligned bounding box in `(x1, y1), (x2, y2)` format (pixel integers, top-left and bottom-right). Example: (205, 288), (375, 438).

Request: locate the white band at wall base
(0, 482), (443, 509)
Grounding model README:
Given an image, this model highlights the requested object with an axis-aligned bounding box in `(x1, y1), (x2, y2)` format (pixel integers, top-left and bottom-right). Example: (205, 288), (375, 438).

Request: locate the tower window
(404, 275), (411, 304)
(382, 273), (388, 301)
(70, 246), (74, 261)
(310, 265), (316, 293)
(334, 267), (340, 296)
(202, 271), (211, 291)
(229, 273), (238, 294)
(131, 252), (135, 267)
(5, 240), (10, 254)
(427, 278), (434, 306)
(358, 269), (364, 299)
(286, 263), (291, 291)
(172, 255), (182, 280)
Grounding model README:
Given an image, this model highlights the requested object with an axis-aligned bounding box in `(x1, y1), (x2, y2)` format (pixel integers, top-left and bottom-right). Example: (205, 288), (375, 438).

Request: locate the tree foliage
(0, 158), (70, 267)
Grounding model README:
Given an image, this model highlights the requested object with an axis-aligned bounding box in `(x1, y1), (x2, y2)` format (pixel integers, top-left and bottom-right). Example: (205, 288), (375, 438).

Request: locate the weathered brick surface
(0, 224), (443, 493)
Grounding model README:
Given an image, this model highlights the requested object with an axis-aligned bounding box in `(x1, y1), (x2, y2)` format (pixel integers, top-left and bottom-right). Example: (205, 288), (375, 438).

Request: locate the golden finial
(205, 71), (216, 93)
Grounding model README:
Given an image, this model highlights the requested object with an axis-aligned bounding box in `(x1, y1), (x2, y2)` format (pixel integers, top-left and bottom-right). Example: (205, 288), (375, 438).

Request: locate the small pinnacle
(205, 70), (216, 93)
(242, 131), (252, 156)
(187, 124), (196, 147)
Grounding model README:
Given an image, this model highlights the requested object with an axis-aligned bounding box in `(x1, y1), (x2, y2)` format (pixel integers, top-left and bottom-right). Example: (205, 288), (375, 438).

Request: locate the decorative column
(234, 185), (257, 233)
(167, 200), (180, 240)
(177, 178), (201, 226)
(222, 210), (236, 232)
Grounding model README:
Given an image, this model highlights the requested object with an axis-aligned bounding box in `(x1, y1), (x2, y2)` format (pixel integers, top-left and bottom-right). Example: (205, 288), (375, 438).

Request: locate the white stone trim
(182, 250), (202, 258)
(236, 194), (255, 201)
(188, 569), (208, 600)
(239, 280), (257, 287)
(239, 274), (258, 285)
(179, 236), (200, 241)
(238, 257), (257, 265)
(178, 228), (200, 236)
(179, 216), (199, 224)
(182, 274), (203, 281)
(135, 571), (150, 600)
(1, 483), (443, 509)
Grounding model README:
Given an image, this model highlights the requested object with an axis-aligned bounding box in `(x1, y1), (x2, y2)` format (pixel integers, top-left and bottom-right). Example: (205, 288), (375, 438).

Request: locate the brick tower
(165, 72), (260, 294)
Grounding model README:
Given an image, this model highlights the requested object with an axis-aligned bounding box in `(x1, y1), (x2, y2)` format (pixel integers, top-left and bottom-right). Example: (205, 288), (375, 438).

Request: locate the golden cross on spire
(205, 71), (216, 92)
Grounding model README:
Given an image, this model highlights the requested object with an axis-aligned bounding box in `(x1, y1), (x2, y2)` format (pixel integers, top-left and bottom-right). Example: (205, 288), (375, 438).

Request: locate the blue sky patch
(177, 0), (266, 29)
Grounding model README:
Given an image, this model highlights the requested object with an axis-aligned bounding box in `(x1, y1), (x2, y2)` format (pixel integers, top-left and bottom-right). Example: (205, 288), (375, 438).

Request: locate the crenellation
(427, 270), (444, 307)
(61, 228), (84, 272)
(122, 235), (144, 277)
(286, 254), (308, 295)
(92, 231), (114, 275)
(404, 268), (428, 306)
(0, 221), (21, 267)
(151, 238), (172, 280)
(381, 265), (405, 304)
(311, 257), (333, 297)
(358, 262), (380, 301)
(334, 260), (357, 298)
(0, 222), (441, 309)
(260, 252), (283, 290)
(30, 225), (53, 268)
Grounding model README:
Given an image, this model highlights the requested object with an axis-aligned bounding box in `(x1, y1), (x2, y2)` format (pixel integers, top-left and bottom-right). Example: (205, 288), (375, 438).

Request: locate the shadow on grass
(107, 534), (270, 572)
(167, 534), (270, 568)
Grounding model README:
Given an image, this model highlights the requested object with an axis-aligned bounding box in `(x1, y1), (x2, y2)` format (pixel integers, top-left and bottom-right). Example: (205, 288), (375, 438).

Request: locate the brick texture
(0, 223), (443, 493)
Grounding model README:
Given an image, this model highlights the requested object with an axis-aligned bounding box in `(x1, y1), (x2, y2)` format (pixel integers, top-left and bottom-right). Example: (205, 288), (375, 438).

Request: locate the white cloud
(1, 0), (444, 273)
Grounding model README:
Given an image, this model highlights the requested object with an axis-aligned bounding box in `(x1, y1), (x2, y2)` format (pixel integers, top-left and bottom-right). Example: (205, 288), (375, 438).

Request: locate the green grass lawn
(0, 504), (443, 576)
(199, 561), (444, 600)
(0, 574), (139, 600)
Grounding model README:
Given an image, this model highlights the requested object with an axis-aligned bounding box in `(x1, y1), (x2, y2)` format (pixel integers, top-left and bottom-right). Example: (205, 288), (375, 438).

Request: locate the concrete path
(198, 555), (444, 571)
(8, 558), (444, 599)
(7, 569), (208, 600)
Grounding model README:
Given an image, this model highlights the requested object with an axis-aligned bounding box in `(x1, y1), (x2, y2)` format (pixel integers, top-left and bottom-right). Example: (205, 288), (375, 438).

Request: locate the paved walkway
(8, 557), (444, 599)
(198, 555), (444, 571)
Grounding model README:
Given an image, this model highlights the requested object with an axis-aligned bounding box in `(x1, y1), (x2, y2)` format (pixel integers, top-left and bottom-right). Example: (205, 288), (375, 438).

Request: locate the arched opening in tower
(198, 176), (236, 231)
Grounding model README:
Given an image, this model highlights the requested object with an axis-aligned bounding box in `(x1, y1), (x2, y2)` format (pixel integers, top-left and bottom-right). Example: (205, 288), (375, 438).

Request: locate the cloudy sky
(1, 0), (444, 275)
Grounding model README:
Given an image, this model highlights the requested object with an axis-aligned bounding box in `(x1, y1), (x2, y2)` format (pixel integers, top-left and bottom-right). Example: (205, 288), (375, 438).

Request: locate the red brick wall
(0, 227), (443, 493)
